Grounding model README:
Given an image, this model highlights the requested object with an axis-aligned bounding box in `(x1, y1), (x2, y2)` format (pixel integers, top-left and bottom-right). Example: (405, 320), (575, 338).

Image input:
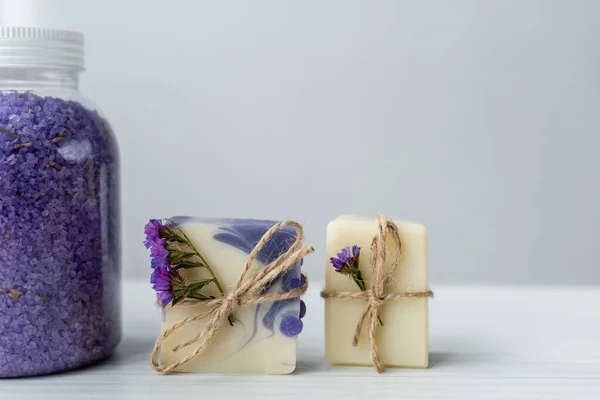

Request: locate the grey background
(4, 0), (598, 285)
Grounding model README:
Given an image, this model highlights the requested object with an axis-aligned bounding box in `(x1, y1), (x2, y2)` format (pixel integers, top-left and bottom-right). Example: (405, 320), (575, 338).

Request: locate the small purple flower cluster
(145, 219), (169, 270)
(144, 219), (179, 307)
(330, 244), (370, 295)
(330, 245), (361, 275)
(151, 267), (180, 308)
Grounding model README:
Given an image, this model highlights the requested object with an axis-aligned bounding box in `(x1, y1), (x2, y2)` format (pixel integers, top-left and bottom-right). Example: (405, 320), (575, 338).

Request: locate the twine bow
(151, 220), (314, 374)
(320, 214), (433, 373)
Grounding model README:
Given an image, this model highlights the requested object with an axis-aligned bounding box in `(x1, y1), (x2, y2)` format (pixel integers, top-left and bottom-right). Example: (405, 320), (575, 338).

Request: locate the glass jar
(0, 27), (121, 377)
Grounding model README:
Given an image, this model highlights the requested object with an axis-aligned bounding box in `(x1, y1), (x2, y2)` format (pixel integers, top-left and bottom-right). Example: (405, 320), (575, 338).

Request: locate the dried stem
(166, 219), (234, 325)
(50, 135), (66, 144)
(0, 126), (19, 139)
(45, 161), (64, 170)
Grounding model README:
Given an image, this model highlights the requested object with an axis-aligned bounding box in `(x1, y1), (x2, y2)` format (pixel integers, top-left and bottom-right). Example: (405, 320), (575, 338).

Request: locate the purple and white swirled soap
(145, 217), (307, 374)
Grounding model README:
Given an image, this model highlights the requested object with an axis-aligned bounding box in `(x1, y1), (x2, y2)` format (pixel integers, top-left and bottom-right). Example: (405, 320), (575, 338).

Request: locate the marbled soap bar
(325, 215), (429, 368)
(160, 217), (305, 374)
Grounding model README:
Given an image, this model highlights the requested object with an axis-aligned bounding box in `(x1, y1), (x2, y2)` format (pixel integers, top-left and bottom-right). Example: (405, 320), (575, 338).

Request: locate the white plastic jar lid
(0, 26), (84, 70)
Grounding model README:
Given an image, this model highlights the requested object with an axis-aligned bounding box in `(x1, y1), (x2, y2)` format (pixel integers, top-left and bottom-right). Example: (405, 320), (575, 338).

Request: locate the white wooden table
(2, 281), (600, 399)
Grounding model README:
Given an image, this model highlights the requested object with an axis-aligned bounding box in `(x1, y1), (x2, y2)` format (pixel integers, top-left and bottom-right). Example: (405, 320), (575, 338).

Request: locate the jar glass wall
(0, 29), (121, 377)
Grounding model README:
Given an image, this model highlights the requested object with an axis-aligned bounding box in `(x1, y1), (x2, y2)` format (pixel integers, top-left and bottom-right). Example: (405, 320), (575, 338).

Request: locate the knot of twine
(151, 220), (314, 374)
(320, 214), (434, 373)
(225, 293), (243, 309)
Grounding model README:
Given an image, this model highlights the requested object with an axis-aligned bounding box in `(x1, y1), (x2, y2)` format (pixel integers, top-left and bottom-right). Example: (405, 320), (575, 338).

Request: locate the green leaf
(186, 293), (211, 301)
(352, 273), (366, 292)
(168, 251), (198, 265)
(161, 227), (188, 243)
(163, 221), (190, 243)
(170, 251), (200, 262)
(175, 262), (205, 269)
(171, 294), (186, 307)
(168, 234), (189, 244)
(186, 279), (214, 295)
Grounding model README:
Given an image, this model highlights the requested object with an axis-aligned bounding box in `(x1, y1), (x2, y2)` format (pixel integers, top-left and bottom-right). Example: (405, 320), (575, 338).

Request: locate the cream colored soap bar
(160, 217), (305, 374)
(325, 215), (429, 368)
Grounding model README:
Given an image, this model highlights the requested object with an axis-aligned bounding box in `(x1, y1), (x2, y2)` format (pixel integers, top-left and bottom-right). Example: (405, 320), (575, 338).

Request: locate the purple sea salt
(0, 92), (120, 377)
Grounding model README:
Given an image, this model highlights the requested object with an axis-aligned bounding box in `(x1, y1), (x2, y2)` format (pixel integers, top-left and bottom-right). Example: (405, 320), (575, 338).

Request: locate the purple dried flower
(144, 219), (172, 271)
(330, 257), (344, 273)
(338, 247), (352, 263)
(151, 256), (169, 271)
(150, 241), (168, 260)
(150, 246), (169, 277)
(329, 245), (361, 275)
(146, 222), (170, 271)
(351, 245), (361, 260)
(146, 235), (167, 250)
(144, 219), (165, 248)
(151, 266), (187, 308)
(143, 218), (233, 324)
(330, 244), (379, 323)
(330, 244), (369, 294)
